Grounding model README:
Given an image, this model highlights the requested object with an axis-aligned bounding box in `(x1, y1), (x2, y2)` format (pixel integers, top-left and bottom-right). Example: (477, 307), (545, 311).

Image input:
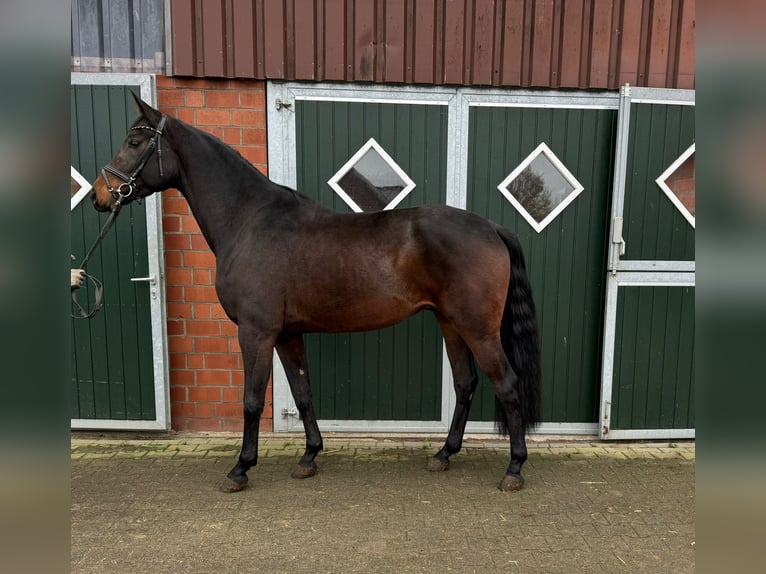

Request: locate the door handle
(130, 275), (156, 285)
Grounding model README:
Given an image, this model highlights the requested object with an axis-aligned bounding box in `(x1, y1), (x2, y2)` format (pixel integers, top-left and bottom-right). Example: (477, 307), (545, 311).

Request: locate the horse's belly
(285, 293), (425, 334)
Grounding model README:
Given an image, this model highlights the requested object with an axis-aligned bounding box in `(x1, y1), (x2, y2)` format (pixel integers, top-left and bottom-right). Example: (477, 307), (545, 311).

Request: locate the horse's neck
(172, 123), (289, 256)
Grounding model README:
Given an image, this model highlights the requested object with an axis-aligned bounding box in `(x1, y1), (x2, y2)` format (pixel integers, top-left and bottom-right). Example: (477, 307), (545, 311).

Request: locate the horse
(91, 94), (541, 493)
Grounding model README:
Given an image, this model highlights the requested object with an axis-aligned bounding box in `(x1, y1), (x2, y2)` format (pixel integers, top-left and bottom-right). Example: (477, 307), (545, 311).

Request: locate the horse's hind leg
(427, 318), (479, 472)
(276, 332), (323, 479)
(472, 344), (528, 491)
(221, 328), (276, 492)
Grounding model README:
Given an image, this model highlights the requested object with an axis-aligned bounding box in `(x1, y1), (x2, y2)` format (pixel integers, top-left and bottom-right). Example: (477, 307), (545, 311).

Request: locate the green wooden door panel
(611, 286), (695, 430)
(71, 84), (155, 421)
(623, 104), (695, 261)
(296, 100), (447, 420)
(466, 106), (616, 424)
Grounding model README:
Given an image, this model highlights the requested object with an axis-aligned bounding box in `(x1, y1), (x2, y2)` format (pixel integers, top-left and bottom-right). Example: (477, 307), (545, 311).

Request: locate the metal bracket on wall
(275, 99), (293, 111)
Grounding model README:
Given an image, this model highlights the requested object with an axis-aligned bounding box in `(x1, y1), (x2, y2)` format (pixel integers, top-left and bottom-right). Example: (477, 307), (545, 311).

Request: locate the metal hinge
(609, 217), (626, 275)
(275, 99), (292, 111)
(281, 407), (299, 418)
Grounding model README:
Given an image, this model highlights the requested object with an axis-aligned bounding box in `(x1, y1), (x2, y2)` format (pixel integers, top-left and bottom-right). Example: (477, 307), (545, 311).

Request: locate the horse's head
(91, 93), (180, 212)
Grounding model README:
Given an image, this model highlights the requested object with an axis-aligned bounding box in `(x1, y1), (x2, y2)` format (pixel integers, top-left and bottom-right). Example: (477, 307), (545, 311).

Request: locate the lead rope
(71, 198), (123, 319)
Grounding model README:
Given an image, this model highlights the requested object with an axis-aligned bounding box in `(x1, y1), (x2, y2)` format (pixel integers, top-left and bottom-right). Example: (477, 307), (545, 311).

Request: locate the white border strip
(327, 137), (416, 212)
(497, 142), (585, 233)
(70, 166), (91, 210)
(605, 428), (695, 440)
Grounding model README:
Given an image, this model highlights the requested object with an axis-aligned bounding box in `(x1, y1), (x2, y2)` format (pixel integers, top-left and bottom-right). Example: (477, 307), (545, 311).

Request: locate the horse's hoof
(425, 457), (449, 472)
(219, 476), (248, 493)
(498, 474), (524, 492)
(291, 463), (318, 479)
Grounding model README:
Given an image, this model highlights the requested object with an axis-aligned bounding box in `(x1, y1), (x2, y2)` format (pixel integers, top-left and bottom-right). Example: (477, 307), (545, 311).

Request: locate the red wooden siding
(169, 0), (694, 89)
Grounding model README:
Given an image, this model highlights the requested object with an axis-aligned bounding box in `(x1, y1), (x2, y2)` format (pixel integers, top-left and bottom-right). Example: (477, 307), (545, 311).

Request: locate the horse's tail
(494, 226), (542, 435)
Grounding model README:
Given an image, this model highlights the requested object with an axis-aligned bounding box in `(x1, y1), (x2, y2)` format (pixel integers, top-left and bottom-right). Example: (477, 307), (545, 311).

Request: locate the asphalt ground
(71, 433), (694, 574)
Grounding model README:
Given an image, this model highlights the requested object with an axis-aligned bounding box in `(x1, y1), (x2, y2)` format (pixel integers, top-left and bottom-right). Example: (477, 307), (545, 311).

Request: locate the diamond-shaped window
(497, 143), (584, 233)
(71, 166), (91, 211)
(328, 138), (416, 212)
(656, 144), (695, 228)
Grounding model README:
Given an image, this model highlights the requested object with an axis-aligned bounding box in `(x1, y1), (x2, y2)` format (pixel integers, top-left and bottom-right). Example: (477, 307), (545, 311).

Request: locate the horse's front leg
(220, 329), (276, 493)
(276, 332), (323, 479)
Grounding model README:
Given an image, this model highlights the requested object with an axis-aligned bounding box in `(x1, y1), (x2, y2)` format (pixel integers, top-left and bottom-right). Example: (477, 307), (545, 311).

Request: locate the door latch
(609, 217), (626, 274)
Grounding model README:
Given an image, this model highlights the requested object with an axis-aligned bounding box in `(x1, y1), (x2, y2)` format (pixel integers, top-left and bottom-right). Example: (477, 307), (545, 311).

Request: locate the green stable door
(70, 76), (168, 430)
(465, 105), (617, 428)
(294, 99), (449, 425)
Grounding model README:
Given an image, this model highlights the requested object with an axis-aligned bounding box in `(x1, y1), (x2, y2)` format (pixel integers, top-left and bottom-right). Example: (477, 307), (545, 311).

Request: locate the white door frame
(70, 73), (170, 431)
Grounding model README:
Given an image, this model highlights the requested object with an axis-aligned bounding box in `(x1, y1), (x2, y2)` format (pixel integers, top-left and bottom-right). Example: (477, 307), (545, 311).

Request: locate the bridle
(72, 115), (167, 320)
(100, 115), (167, 208)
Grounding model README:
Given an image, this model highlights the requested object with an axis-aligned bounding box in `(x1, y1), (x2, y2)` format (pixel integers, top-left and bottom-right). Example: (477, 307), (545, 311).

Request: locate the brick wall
(156, 76), (272, 432)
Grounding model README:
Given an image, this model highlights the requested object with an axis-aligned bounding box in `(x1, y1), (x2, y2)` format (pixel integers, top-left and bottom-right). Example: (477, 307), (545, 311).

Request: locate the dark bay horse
(91, 95), (541, 492)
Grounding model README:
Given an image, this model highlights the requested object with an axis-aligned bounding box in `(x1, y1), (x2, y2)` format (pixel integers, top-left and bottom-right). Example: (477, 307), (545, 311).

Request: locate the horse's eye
(128, 139), (140, 148)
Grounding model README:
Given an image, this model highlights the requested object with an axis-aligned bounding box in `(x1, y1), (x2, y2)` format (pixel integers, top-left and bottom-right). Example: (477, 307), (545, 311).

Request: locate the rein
(72, 115), (167, 320)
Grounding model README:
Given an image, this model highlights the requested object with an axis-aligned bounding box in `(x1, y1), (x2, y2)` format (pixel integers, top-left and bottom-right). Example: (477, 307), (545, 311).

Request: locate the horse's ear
(131, 91), (162, 125)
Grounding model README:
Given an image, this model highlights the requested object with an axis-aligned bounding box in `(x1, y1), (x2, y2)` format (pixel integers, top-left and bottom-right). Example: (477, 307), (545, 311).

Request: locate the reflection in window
(497, 143), (584, 233)
(656, 144), (695, 227)
(328, 138), (416, 213)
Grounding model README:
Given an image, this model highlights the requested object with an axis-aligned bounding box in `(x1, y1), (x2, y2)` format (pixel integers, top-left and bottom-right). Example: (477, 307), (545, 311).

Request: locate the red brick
(188, 387), (223, 402)
(195, 403), (214, 418)
(165, 285), (184, 303)
(167, 302), (193, 319)
(206, 90), (240, 108)
(232, 109), (265, 127)
(164, 251), (182, 268)
(184, 286), (219, 303)
(164, 234), (191, 251)
(168, 334), (193, 352)
(163, 197), (191, 215)
(196, 337), (229, 353)
(181, 215), (201, 233)
(172, 403), (196, 418)
(192, 303), (211, 319)
(259, 418), (273, 432)
(229, 338), (241, 354)
(223, 387), (240, 403)
(187, 353), (204, 369)
(193, 269), (212, 285)
(183, 251), (216, 269)
(230, 370), (245, 386)
(221, 322), (239, 337)
(169, 386), (187, 402)
(221, 419), (243, 432)
(215, 403), (244, 418)
(199, 126), (224, 140)
(169, 353), (187, 370)
(243, 128), (267, 145)
(167, 319), (185, 336)
(235, 146), (267, 166)
(185, 319), (221, 336)
(170, 369), (195, 386)
(222, 128), (241, 145)
(190, 234), (210, 250)
(197, 370), (231, 386)
(185, 90), (204, 107)
(186, 419), (222, 432)
(156, 75), (175, 87)
(211, 304), (230, 319)
(162, 215), (181, 232)
(160, 90), (185, 107)
(197, 108), (231, 126)
(177, 108), (195, 125)
(205, 353), (240, 370)
(239, 90), (265, 109)
(166, 268), (192, 286)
